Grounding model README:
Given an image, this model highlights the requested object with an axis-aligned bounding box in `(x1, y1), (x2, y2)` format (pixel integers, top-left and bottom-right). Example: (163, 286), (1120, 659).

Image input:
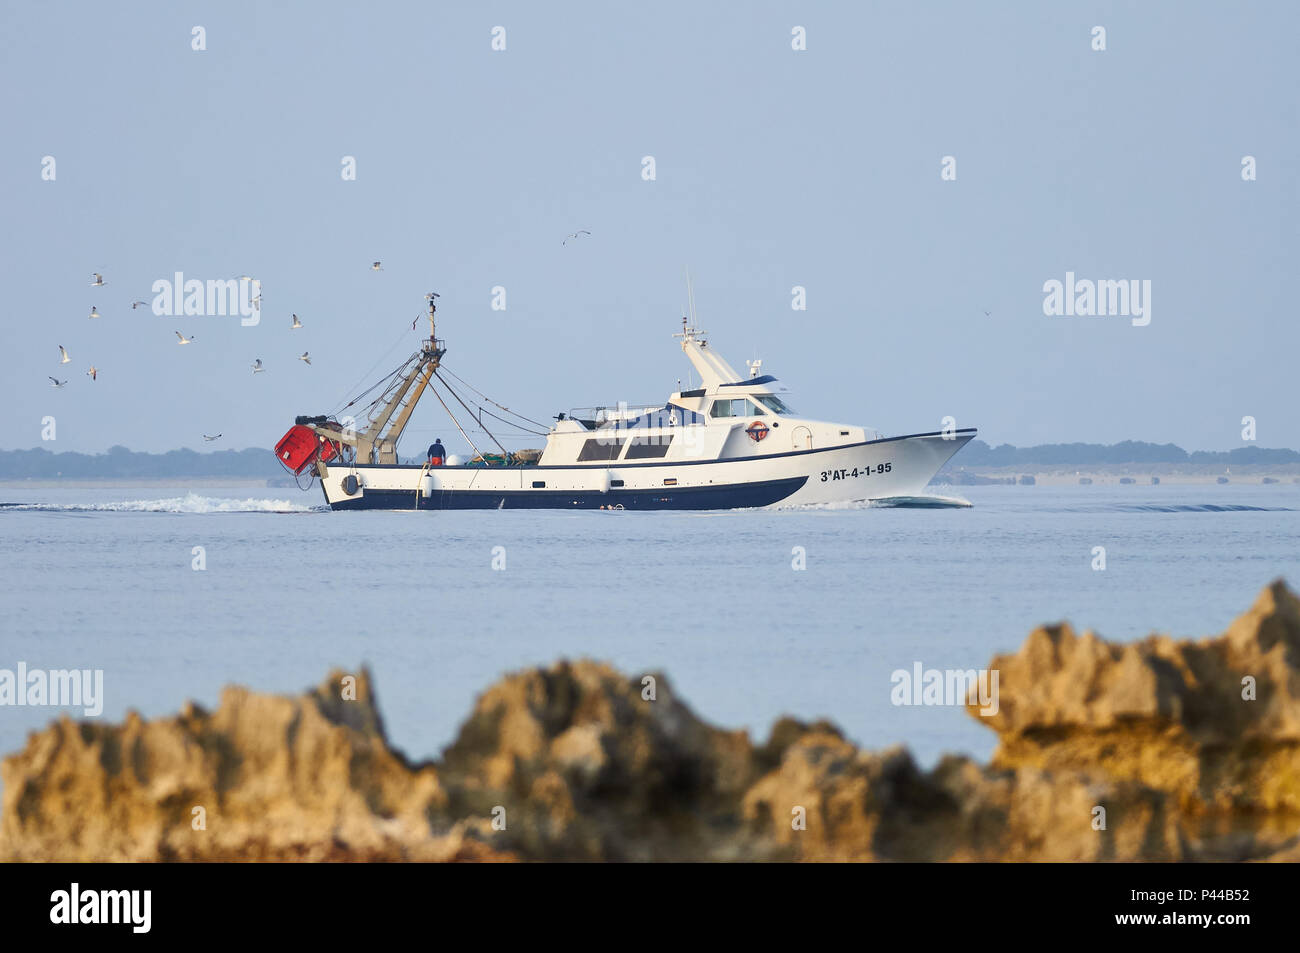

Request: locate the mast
(364, 295), (444, 464)
(672, 277), (743, 388)
(308, 293), (513, 467)
(317, 296), (446, 465)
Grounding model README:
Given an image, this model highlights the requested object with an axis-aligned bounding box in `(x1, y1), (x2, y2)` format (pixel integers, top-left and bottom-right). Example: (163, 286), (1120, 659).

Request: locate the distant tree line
(956, 440), (1300, 466)
(0, 446), (282, 478)
(2, 439), (1298, 479)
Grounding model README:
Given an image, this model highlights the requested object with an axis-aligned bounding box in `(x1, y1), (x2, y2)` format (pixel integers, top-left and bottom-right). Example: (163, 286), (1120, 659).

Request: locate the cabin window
(755, 394), (794, 415)
(610, 479), (625, 487)
(577, 438), (625, 462)
(532, 480), (546, 488)
(626, 435), (673, 459)
(709, 398), (761, 419)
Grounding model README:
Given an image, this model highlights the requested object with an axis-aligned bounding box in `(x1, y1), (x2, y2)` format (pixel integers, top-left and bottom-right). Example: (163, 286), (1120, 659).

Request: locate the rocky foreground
(4, 581), (1300, 861)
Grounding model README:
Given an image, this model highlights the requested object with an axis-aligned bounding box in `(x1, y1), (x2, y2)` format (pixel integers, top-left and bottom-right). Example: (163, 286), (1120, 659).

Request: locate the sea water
(1, 483), (1297, 774)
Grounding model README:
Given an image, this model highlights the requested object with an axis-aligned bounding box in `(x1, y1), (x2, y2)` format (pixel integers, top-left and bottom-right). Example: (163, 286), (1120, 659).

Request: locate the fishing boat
(274, 295), (977, 510)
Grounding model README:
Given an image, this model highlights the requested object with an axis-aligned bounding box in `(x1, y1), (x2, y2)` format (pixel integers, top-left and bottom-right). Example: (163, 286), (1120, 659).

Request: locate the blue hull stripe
(329, 476), (809, 511)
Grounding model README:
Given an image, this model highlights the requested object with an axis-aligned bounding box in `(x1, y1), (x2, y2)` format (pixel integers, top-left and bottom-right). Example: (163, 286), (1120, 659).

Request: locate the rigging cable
(322, 320), (556, 460)
(439, 365), (553, 430)
(327, 323), (424, 417)
(435, 370), (509, 458)
(427, 378), (488, 464)
(342, 353), (420, 421)
(473, 403), (548, 437)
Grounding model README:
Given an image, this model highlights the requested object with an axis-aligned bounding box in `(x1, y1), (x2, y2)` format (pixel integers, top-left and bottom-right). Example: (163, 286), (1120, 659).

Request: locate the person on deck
(427, 439), (446, 466)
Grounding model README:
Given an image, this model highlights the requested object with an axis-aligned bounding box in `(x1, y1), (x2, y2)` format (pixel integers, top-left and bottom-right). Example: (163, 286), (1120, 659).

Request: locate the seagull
(291, 313), (302, 329)
(203, 433), (222, 442)
(413, 292), (440, 329)
(58, 345), (71, 364)
(983, 310), (991, 317)
(49, 377), (67, 388)
(87, 366), (98, 381)
(89, 306), (100, 319)
(299, 351), (311, 365)
(370, 261), (383, 271)
(562, 229), (591, 246)
(175, 331), (194, 344)
(251, 358), (265, 374)
(251, 294), (262, 311)
(91, 273), (105, 287)
(131, 300), (149, 310)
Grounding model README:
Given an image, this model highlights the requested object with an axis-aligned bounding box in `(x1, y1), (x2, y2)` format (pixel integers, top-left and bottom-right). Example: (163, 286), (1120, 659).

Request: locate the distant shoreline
(937, 464), (1300, 487)
(2, 469), (1297, 491)
(5, 439), (1300, 484)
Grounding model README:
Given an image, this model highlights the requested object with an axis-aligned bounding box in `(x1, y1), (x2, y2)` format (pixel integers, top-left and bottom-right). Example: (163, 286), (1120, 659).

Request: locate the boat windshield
(755, 394), (795, 415)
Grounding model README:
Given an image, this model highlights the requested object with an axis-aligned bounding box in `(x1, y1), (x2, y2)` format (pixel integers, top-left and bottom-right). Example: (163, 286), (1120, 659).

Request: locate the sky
(2, 1), (1297, 456)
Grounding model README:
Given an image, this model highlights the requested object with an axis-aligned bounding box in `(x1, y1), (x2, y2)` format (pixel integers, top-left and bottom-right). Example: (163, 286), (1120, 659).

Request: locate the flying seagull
(291, 313), (302, 329)
(91, 273), (105, 287)
(58, 345), (71, 364)
(562, 229), (591, 245)
(983, 310), (991, 317)
(49, 377), (67, 388)
(89, 306), (100, 319)
(203, 433), (222, 442)
(131, 300), (149, 310)
(299, 351), (311, 365)
(175, 331), (194, 344)
(87, 366), (98, 381)
(251, 358), (265, 374)
(370, 261), (383, 271)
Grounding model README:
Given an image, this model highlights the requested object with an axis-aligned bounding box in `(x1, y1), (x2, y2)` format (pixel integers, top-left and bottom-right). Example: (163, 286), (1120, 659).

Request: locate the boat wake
(771, 493), (973, 511)
(0, 492), (325, 514)
(870, 494), (974, 509)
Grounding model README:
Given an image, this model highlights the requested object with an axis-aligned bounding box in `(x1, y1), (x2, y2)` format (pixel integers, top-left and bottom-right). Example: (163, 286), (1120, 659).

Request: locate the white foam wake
(0, 492), (324, 514)
(769, 493), (973, 511)
(870, 494), (973, 509)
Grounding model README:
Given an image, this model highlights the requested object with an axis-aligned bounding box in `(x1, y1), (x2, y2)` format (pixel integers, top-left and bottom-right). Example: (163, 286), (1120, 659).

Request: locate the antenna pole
(425, 292), (442, 361)
(685, 268), (697, 326)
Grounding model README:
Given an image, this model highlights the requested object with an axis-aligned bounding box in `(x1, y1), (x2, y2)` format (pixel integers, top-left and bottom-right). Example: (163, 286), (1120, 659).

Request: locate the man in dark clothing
(427, 439), (446, 466)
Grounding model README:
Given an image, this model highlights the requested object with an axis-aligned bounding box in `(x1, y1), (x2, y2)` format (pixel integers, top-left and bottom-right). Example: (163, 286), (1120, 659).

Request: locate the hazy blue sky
(3, 1), (1296, 455)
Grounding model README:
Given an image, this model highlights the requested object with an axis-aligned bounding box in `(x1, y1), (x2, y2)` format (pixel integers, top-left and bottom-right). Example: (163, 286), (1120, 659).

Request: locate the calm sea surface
(1, 483), (1297, 774)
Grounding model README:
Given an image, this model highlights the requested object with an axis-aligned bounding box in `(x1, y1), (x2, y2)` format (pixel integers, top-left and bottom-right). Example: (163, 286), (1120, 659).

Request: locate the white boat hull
(318, 430), (976, 511)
